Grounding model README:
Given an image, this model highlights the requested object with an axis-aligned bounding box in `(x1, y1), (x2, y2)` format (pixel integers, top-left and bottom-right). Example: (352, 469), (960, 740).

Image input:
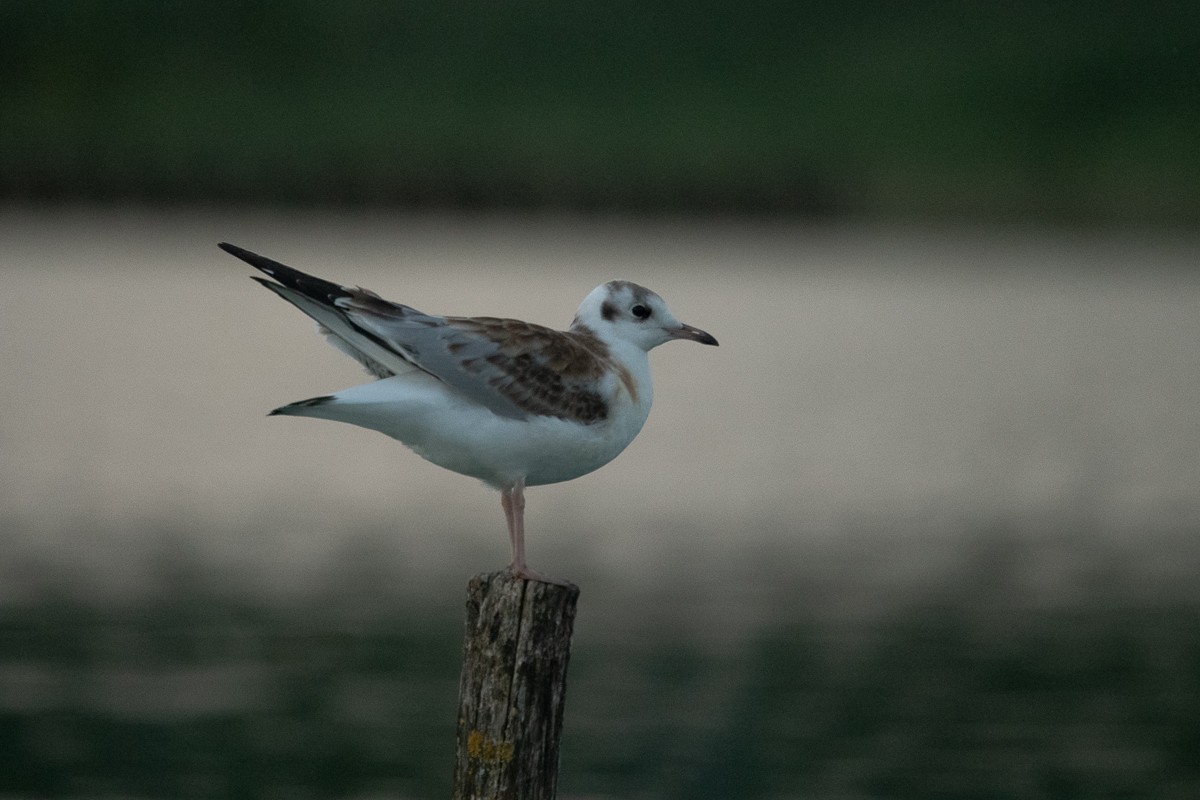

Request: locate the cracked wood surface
(452, 572), (580, 800)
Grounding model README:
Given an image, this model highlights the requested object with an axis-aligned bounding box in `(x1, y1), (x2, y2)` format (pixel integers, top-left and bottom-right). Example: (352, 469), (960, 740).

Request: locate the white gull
(220, 242), (718, 583)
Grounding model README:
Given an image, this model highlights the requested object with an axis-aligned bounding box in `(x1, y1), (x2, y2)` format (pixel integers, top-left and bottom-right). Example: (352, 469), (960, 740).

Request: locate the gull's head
(573, 280), (718, 352)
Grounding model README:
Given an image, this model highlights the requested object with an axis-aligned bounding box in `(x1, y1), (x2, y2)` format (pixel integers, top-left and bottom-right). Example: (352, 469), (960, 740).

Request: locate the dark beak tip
(672, 323), (718, 346)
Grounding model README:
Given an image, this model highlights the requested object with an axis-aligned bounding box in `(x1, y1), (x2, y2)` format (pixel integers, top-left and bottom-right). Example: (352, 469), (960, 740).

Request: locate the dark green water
(3, 527), (1197, 799)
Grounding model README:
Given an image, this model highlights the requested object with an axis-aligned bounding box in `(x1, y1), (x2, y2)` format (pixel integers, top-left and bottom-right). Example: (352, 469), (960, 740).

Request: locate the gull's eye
(630, 304), (651, 320)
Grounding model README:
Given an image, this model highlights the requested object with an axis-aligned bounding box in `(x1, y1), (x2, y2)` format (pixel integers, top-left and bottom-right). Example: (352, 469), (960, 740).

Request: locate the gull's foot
(506, 563), (577, 588)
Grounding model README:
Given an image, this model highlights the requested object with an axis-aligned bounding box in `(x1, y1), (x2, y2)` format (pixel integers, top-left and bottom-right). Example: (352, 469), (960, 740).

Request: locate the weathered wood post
(452, 572), (580, 800)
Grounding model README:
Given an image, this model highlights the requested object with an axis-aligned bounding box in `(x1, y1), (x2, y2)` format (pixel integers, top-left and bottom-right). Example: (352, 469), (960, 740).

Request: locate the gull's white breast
(291, 350), (654, 489)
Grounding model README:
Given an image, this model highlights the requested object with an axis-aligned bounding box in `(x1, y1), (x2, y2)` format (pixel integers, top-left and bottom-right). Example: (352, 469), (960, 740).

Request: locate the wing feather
(223, 243), (613, 423)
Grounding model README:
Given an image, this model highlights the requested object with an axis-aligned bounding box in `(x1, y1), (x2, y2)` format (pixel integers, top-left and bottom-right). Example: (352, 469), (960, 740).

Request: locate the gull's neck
(570, 321), (654, 407)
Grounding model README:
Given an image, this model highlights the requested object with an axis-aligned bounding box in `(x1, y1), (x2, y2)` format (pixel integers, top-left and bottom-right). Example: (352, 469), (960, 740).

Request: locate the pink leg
(501, 485), (518, 561)
(501, 478), (527, 574)
(499, 478), (572, 586)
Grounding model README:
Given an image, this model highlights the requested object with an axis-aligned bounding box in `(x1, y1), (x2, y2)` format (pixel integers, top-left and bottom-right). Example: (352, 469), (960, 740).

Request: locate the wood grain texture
(452, 572), (580, 800)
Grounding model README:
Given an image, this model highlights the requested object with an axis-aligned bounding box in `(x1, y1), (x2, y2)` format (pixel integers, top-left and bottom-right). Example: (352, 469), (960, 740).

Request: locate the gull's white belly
(284, 372), (651, 489)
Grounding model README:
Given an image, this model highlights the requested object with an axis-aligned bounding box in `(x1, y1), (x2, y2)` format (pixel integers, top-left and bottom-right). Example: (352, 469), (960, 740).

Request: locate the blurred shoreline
(3, 208), (1199, 600)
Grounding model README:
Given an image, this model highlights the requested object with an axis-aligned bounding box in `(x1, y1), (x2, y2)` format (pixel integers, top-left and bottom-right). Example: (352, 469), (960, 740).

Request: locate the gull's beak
(667, 322), (719, 346)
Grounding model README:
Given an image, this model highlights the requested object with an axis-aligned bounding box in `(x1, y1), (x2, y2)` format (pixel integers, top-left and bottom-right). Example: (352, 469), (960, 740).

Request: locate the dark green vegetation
(2, 531), (1198, 798)
(4, 1), (1198, 222)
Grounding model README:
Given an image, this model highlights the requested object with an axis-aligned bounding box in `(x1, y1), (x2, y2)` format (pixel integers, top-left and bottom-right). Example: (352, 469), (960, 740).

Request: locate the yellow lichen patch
(467, 729), (514, 764)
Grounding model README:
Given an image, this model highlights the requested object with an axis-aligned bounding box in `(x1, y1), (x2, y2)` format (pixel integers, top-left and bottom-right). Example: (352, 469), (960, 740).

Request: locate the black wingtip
(269, 396), (335, 416)
(218, 242), (285, 277)
(221, 242), (351, 303)
(218, 241), (258, 265)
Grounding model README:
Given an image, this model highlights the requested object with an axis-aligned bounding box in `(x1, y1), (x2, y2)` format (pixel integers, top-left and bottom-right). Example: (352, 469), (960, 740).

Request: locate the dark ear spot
(600, 301), (618, 321)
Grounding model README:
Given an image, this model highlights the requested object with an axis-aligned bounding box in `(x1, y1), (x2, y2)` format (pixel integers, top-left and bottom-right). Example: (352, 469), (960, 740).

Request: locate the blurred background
(2, 2), (1199, 798)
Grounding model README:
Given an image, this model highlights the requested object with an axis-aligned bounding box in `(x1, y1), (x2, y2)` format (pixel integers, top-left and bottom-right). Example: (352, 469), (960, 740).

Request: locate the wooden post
(452, 572), (580, 800)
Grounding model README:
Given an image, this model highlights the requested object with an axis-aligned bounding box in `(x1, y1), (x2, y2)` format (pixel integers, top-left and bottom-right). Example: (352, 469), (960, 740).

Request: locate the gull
(220, 242), (718, 583)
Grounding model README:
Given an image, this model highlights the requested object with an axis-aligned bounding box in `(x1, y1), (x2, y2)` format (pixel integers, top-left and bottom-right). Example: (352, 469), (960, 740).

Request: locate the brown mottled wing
(222, 242), (611, 423)
(439, 317), (612, 424)
(353, 312), (612, 423)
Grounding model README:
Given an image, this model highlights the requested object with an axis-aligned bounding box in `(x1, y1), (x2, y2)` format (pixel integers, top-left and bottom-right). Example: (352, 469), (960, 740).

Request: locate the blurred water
(1, 209), (1199, 797)
(2, 208), (1198, 590)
